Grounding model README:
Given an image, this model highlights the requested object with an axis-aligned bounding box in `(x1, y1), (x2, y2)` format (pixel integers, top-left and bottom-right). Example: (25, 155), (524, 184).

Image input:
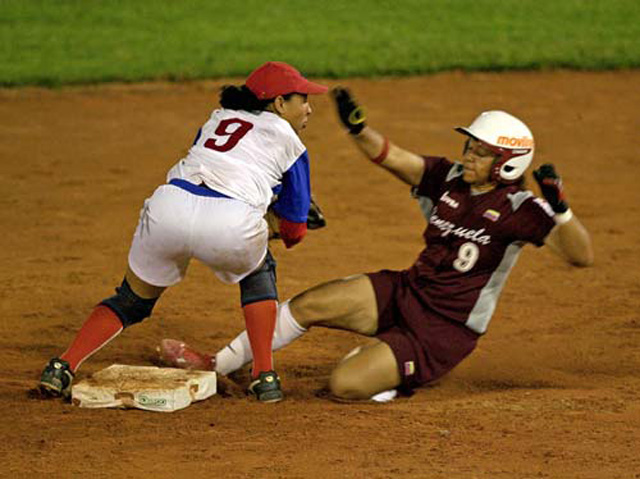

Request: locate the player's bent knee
(329, 366), (370, 400)
(330, 342), (401, 399)
(100, 278), (159, 328)
(240, 250), (277, 306)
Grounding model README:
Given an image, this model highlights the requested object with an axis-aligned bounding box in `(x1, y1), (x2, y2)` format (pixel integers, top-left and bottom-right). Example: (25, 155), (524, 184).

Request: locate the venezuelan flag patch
(483, 209), (501, 222)
(404, 361), (415, 376)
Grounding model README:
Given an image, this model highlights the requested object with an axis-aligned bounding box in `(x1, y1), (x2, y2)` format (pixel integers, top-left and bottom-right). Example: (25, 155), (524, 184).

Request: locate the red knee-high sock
(243, 300), (277, 378)
(61, 305), (124, 372)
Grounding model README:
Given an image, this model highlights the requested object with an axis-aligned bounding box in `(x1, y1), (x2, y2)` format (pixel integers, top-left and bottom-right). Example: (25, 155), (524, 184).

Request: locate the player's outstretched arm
(535, 164), (594, 267)
(544, 216), (593, 267)
(332, 87), (425, 186)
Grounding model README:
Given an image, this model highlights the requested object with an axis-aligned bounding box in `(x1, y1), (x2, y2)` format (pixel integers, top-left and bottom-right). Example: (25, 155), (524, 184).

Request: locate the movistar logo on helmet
(496, 136), (534, 148)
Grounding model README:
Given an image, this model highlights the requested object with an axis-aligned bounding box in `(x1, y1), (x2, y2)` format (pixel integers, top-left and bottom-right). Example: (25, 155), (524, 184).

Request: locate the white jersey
(167, 109), (307, 215)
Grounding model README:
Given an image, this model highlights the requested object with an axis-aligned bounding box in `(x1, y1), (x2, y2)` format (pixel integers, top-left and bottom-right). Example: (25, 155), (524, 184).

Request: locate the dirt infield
(1, 71), (639, 478)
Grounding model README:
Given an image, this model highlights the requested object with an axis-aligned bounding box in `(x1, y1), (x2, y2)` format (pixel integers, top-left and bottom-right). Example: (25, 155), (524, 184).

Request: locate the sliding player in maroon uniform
(159, 88), (593, 402)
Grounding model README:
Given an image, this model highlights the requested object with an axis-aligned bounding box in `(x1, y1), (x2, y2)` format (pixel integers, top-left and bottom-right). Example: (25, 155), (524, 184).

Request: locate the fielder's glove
(332, 87), (367, 135)
(266, 198), (326, 240)
(533, 163), (569, 213)
(307, 197), (326, 230)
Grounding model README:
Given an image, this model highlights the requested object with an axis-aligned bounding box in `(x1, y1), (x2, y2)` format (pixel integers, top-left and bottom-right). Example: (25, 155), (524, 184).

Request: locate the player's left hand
(533, 163), (569, 213)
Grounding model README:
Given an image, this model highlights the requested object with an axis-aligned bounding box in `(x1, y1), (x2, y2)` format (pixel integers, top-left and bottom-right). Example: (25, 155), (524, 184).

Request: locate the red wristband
(371, 137), (389, 164)
(279, 219), (307, 249)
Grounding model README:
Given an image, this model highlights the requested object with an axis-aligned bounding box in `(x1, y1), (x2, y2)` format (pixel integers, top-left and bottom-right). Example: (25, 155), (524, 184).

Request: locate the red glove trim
(371, 137), (390, 164)
(279, 219), (307, 248)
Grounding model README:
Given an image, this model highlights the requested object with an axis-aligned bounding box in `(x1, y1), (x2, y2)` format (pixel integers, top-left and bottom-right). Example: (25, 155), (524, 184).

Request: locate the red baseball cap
(245, 61), (328, 100)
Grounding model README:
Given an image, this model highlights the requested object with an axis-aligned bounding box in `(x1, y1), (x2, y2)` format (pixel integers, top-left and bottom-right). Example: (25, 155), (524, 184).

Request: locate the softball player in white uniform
(130, 106), (310, 286)
(39, 62), (328, 403)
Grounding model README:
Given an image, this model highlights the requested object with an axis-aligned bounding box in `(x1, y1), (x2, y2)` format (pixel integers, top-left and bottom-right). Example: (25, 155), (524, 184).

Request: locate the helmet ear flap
(490, 156), (506, 183)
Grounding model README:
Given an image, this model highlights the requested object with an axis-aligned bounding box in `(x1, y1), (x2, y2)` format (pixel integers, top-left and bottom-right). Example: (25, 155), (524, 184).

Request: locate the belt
(169, 179), (231, 199)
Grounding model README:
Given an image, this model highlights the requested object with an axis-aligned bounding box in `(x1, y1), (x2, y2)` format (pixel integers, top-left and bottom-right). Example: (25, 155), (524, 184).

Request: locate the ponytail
(219, 85), (271, 111)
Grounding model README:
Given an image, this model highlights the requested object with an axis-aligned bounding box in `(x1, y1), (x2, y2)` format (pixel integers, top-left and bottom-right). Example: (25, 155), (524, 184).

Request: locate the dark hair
(219, 85), (296, 112)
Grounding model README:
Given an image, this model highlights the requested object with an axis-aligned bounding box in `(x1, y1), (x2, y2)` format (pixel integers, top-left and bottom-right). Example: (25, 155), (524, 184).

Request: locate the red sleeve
(279, 219), (307, 249)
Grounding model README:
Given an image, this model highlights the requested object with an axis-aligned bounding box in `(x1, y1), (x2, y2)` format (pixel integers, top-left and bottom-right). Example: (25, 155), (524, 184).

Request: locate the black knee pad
(100, 278), (158, 328)
(240, 250), (278, 306)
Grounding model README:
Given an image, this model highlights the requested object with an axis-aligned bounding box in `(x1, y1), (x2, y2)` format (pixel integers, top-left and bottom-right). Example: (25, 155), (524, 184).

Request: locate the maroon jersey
(408, 156), (556, 334)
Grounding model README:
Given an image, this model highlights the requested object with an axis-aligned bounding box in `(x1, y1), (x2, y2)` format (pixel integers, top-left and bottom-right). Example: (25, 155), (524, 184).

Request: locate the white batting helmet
(455, 111), (534, 184)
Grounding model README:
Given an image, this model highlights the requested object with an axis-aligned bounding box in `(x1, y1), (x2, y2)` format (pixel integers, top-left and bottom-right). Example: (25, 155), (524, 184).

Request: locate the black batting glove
(332, 87), (366, 135)
(533, 164), (569, 213)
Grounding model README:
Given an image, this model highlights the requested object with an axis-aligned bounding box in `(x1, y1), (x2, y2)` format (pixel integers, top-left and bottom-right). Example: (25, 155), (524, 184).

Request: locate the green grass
(1, 0), (639, 86)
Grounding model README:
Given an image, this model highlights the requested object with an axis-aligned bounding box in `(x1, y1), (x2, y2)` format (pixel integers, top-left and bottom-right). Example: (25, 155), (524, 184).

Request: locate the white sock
(214, 332), (252, 376)
(215, 300), (307, 375)
(272, 300), (307, 349)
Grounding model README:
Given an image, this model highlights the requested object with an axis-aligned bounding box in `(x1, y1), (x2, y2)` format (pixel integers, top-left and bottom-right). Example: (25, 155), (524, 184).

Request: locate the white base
(71, 364), (217, 412)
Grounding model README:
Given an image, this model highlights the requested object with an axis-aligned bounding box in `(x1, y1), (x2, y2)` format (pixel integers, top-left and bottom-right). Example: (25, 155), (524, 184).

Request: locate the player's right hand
(533, 163), (569, 213)
(332, 87), (366, 135)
